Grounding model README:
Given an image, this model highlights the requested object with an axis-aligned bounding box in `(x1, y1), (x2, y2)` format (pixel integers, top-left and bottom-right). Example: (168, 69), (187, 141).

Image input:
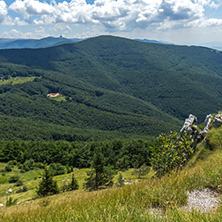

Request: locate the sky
(0, 0), (222, 45)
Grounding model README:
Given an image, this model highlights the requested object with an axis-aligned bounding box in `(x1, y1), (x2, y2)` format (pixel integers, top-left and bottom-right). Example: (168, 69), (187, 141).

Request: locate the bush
(16, 186), (28, 193)
(23, 159), (34, 171)
(14, 180), (23, 187)
(5, 165), (12, 172)
(132, 164), (150, 179)
(17, 163), (23, 169)
(7, 160), (17, 166)
(9, 176), (20, 183)
(117, 155), (129, 171)
(66, 166), (73, 174)
(49, 163), (66, 176)
(151, 131), (193, 177)
(33, 162), (45, 169)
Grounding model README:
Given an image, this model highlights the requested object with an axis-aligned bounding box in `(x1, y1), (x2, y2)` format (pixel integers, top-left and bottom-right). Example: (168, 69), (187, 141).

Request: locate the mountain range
(0, 37), (83, 49)
(0, 35), (222, 141)
(1, 36), (222, 51)
(0, 36), (172, 50)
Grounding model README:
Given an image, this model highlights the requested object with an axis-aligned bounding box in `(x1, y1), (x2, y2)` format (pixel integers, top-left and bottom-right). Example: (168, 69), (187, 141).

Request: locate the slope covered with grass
(1, 127), (222, 221)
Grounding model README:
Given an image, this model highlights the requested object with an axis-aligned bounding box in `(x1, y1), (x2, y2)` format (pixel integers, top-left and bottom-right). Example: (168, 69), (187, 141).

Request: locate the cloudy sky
(0, 0), (222, 45)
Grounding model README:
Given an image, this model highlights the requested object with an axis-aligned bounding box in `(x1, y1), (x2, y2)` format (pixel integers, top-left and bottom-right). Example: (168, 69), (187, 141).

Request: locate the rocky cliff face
(180, 113), (222, 148)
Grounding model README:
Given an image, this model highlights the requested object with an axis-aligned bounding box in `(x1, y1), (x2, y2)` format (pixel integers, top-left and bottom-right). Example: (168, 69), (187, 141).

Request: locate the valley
(0, 36), (222, 140)
(0, 36), (222, 221)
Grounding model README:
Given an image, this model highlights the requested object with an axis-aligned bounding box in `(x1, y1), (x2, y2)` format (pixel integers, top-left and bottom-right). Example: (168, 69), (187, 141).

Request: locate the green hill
(0, 122), (222, 221)
(0, 62), (180, 140)
(0, 35), (222, 140)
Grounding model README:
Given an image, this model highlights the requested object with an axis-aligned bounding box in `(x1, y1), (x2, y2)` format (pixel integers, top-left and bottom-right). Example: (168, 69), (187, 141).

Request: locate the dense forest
(0, 36), (222, 141)
(0, 139), (153, 169)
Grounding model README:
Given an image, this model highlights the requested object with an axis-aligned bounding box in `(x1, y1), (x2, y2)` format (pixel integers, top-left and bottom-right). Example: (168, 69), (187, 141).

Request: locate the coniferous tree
(84, 152), (113, 191)
(36, 166), (59, 197)
(68, 173), (79, 191)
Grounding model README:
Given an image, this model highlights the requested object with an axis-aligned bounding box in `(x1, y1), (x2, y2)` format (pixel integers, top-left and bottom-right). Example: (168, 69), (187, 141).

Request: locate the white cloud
(9, 0), (54, 22)
(1, 26), (48, 38)
(49, 23), (72, 33)
(186, 17), (222, 27)
(0, 0), (7, 23)
(6, 0), (222, 31)
(2, 15), (27, 25)
(196, 0), (219, 7)
(2, 29), (29, 38)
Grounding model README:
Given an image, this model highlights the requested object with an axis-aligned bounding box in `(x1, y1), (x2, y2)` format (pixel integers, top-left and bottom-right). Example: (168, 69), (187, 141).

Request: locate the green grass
(0, 165), (152, 207)
(206, 127), (222, 150)
(49, 95), (67, 102)
(0, 76), (39, 86)
(0, 137), (222, 221)
(1, 126), (222, 221)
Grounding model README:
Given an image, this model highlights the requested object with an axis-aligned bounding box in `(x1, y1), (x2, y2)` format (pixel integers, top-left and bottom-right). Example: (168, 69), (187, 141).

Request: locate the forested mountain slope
(0, 62), (180, 141)
(0, 36), (221, 140)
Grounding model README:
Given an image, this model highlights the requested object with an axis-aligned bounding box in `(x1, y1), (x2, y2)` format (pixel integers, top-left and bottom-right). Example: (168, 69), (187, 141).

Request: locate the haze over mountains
(0, 37), (83, 49)
(0, 36), (221, 51)
(0, 36), (169, 50)
(199, 42), (222, 51)
(0, 35), (222, 141)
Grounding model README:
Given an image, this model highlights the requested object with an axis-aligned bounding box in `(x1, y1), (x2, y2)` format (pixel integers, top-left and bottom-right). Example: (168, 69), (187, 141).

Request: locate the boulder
(180, 114), (201, 148)
(200, 114), (212, 137)
(180, 113), (221, 149)
(212, 114), (222, 128)
(180, 114), (197, 136)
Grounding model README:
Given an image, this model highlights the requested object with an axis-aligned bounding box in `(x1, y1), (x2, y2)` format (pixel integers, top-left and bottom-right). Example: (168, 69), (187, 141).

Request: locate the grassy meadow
(0, 137), (222, 221)
(0, 164), (151, 215)
(0, 76), (39, 86)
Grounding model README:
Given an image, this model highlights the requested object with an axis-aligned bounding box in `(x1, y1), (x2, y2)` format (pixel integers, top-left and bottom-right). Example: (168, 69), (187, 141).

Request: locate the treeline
(0, 139), (154, 170)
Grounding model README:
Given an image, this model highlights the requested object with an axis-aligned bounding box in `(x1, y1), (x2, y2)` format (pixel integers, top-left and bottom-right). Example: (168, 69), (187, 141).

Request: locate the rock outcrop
(180, 114), (197, 136)
(212, 114), (222, 128)
(180, 114), (202, 148)
(180, 113), (222, 149)
(201, 114), (212, 137)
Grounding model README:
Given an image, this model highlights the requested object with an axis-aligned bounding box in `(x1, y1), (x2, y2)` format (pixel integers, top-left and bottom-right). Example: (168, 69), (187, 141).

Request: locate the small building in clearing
(47, 93), (62, 98)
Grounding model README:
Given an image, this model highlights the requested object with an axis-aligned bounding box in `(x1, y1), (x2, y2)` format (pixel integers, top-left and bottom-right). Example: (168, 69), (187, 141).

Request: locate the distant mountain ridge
(0, 36), (172, 49)
(1, 36), (221, 52)
(0, 36), (83, 49)
(134, 39), (173, 45)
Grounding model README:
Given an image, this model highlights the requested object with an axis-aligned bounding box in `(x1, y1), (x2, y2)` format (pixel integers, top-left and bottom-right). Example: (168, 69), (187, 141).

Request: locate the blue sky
(0, 0), (222, 45)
